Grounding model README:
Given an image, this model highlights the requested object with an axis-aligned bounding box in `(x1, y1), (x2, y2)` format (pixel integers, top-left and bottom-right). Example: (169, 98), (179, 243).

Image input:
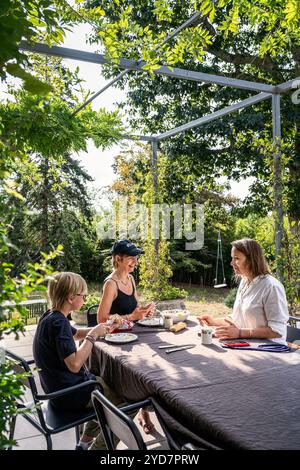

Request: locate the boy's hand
(92, 322), (117, 338)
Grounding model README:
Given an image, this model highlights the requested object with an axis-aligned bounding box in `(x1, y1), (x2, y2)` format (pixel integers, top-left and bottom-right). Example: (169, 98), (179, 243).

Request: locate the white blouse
(232, 274), (289, 344)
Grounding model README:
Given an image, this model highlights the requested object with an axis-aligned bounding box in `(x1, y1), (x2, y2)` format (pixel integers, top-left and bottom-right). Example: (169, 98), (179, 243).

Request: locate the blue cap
(110, 240), (144, 256)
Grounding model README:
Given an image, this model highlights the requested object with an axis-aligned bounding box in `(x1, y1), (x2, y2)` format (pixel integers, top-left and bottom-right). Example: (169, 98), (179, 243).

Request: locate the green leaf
(6, 63), (52, 96)
(23, 76), (52, 96)
(284, 0), (300, 23)
(209, 6), (216, 23)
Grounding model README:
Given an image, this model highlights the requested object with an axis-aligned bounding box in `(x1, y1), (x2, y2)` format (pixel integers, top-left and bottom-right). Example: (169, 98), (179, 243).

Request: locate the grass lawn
(177, 284), (231, 318)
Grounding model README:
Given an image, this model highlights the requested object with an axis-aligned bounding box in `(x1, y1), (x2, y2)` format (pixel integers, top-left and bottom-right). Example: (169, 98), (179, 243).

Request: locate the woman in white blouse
(198, 238), (289, 343)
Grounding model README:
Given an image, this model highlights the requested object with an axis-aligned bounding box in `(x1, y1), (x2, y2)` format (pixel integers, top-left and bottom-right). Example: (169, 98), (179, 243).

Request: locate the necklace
(116, 275), (130, 287)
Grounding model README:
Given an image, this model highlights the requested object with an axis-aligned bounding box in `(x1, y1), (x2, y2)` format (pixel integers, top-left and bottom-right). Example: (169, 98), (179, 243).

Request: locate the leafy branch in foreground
(0, 245), (63, 338)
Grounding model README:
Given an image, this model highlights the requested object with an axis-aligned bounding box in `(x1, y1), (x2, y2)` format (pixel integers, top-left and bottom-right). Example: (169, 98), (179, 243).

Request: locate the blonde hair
(231, 238), (271, 278)
(47, 272), (87, 310)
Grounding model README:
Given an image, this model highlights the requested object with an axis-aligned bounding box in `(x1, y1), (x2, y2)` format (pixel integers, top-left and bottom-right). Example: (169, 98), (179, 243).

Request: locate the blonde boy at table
(198, 238), (289, 344)
(33, 271), (129, 450)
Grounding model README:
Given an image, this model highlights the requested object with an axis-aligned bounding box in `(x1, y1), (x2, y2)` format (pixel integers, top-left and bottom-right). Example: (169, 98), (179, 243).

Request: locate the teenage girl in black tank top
(96, 240), (155, 434)
(108, 277), (137, 316)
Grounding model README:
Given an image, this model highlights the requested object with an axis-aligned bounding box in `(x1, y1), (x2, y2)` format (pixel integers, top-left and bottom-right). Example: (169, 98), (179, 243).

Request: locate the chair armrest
(27, 359), (36, 365)
(119, 399), (151, 414)
(289, 316), (300, 322)
(181, 443), (197, 450)
(35, 379), (99, 400)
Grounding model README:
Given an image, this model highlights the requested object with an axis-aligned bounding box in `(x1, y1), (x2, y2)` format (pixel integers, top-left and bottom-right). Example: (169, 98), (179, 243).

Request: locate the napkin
(170, 322), (187, 333)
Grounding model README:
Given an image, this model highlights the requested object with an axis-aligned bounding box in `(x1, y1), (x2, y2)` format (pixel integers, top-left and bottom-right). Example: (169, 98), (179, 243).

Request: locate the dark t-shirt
(33, 309), (95, 410)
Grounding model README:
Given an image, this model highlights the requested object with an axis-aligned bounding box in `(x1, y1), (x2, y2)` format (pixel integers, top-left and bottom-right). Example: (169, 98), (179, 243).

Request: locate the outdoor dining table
(88, 318), (300, 450)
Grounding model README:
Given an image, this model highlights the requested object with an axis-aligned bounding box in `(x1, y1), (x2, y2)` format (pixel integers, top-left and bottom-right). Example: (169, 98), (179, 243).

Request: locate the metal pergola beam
(156, 92), (272, 141)
(275, 77), (300, 93)
(20, 41), (276, 94)
(18, 37), (287, 264)
(122, 134), (156, 142)
(72, 69), (129, 116)
(72, 11), (203, 115)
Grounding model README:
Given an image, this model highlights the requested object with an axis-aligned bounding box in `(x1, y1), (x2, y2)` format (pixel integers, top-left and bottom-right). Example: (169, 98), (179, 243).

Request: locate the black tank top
(107, 277), (138, 316)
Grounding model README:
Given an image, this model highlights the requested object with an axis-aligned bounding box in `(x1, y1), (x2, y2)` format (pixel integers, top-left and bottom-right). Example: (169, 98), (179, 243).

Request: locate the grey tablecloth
(88, 319), (300, 449)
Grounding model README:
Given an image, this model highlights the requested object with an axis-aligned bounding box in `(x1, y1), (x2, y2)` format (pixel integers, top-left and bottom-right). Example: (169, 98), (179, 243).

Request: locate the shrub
(142, 284), (188, 302)
(79, 294), (101, 312)
(224, 288), (238, 309)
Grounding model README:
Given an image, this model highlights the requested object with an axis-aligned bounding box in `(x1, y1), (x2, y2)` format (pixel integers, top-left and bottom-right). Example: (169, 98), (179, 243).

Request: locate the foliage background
(1, 0), (300, 449)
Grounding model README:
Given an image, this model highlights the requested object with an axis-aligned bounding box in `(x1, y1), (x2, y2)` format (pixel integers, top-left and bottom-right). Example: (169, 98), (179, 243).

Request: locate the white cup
(163, 315), (173, 329)
(200, 326), (213, 345)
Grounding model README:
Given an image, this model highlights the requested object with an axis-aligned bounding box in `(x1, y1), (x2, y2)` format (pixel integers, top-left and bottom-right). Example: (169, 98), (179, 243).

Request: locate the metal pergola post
(152, 140), (158, 197)
(151, 140), (159, 253)
(272, 94), (284, 281)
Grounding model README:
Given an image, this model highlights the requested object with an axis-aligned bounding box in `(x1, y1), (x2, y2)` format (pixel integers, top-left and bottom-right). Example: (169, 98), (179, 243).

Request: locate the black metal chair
(91, 389), (151, 450)
(287, 315), (300, 343)
(86, 304), (99, 327)
(6, 349), (99, 450)
(151, 397), (222, 450)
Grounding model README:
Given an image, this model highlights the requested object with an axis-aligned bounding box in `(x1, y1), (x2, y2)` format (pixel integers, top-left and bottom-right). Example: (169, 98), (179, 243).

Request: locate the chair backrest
(288, 315), (300, 327)
(91, 389), (146, 450)
(151, 397), (222, 450)
(87, 304), (99, 327)
(287, 324), (300, 343)
(5, 349), (47, 427)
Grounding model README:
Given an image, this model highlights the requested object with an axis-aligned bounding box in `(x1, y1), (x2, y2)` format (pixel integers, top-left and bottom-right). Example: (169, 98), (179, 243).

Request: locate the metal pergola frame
(19, 23), (299, 277)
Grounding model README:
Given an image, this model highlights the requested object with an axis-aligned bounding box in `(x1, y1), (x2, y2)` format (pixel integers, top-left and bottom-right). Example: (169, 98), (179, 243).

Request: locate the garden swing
(213, 231), (227, 288)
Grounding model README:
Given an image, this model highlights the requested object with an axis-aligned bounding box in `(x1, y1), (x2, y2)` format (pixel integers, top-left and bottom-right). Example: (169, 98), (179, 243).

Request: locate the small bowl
(161, 309), (190, 324)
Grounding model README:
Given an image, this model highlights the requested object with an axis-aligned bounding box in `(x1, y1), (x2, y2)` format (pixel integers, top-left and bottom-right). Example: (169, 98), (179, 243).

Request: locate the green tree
(87, 0), (300, 222)
(87, 0), (300, 297)
(109, 143), (238, 289)
(1, 55), (124, 276)
(0, 0), (74, 93)
(0, 3), (124, 448)
(7, 153), (96, 273)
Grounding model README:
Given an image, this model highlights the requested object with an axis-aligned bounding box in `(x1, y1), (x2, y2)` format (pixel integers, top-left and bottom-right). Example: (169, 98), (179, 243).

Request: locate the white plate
(105, 333), (138, 344)
(137, 318), (162, 327)
(161, 309), (190, 323)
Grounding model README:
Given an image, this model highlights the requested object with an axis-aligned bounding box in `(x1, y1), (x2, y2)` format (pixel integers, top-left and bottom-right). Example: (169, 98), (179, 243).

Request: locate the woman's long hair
(231, 238), (271, 278)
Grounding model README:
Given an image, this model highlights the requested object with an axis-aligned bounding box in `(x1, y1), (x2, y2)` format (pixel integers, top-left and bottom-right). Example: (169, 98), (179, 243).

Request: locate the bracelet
(85, 335), (96, 345)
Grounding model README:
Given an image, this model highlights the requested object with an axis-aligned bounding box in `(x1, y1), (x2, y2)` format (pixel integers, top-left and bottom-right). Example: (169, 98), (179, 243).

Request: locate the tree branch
(197, 16), (279, 75)
(208, 46), (277, 73)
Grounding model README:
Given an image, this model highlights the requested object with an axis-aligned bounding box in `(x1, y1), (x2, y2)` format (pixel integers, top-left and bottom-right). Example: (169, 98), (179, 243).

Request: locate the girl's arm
(97, 280), (117, 323)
